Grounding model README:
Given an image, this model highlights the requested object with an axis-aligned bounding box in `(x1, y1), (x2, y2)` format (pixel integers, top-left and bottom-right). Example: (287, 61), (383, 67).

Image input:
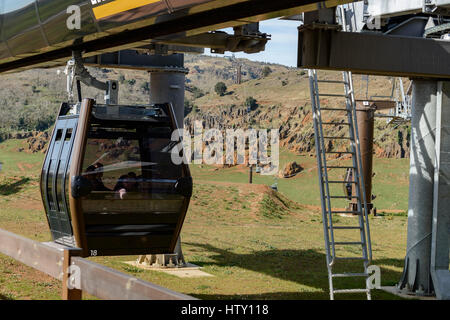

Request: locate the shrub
(192, 86), (204, 99)
(262, 66), (272, 77)
(214, 82), (227, 96)
(245, 96), (258, 111)
(184, 100), (199, 116)
(140, 81), (150, 92)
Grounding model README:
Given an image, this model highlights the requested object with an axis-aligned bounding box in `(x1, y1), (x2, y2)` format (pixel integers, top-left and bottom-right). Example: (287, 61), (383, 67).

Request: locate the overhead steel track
(298, 25), (450, 79)
(0, 0), (354, 73)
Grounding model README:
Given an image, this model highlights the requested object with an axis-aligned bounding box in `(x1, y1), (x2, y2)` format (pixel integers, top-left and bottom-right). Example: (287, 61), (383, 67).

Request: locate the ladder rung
(333, 289), (369, 294)
(329, 226), (362, 230)
(317, 80), (349, 84)
(334, 257), (366, 261)
(322, 122), (351, 126)
(318, 93), (348, 98)
(326, 166), (355, 169)
(328, 196), (358, 199)
(323, 137), (352, 140)
(333, 242), (364, 246)
(332, 273), (368, 278)
(327, 181), (357, 184)
(320, 108), (349, 111)
(331, 211), (360, 214)
(325, 151), (354, 154)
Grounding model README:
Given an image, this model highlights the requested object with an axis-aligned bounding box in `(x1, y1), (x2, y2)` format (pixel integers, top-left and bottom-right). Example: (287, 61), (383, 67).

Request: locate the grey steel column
(431, 81), (450, 300)
(398, 80), (437, 296)
(149, 65), (188, 129)
(144, 55), (189, 266)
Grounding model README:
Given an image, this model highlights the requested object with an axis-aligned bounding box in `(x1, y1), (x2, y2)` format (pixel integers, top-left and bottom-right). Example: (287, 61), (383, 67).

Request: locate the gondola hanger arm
(59, 51), (118, 105)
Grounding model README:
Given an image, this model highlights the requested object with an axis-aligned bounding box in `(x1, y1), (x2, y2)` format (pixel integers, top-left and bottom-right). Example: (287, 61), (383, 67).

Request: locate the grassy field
(190, 148), (410, 211)
(0, 139), (410, 300)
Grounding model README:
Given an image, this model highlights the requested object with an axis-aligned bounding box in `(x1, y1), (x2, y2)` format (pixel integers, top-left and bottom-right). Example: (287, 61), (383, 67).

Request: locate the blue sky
(207, 18), (302, 67)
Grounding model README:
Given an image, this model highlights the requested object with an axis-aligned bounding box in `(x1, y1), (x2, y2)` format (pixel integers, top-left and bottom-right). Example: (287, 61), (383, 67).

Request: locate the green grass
(191, 147), (410, 211)
(0, 139), (411, 300)
(0, 139), (45, 176)
(259, 194), (286, 219)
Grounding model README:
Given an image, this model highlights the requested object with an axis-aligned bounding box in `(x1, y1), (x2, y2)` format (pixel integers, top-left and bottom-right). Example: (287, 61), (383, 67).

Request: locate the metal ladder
(308, 69), (373, 300)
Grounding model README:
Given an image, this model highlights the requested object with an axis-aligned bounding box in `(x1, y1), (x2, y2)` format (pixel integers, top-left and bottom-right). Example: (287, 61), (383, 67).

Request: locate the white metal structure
(309, 68), (373, 300)
(367, 0), (450, 18)
(306, 5), (375, 300)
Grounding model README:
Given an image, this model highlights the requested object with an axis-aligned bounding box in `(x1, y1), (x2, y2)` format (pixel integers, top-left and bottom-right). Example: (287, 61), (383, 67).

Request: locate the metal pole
(237, 64), (242, 85)
(148, 55), (188, 129)
(351, 103), (375, 213)
(398, 80), (437, 296)
(249, 165), (253, 184)
(140, 54), (188, 267)
(430, 81), (450, 300)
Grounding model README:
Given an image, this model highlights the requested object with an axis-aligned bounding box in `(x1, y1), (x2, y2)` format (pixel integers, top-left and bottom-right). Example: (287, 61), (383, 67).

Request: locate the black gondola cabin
(40, 99), (192, 257)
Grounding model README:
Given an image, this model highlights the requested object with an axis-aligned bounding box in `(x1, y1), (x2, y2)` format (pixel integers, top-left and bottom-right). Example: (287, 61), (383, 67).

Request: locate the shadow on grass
(193, 289), (405, 300)
(184, 242), (405, 300)
(0, 293), (14, 300)
(0, 178), (30, 196)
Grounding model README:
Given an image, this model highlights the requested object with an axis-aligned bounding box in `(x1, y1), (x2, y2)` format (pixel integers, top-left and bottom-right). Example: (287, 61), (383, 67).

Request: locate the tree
(214, 82), (227, 96)
(245, 96), (258, 111)
(262, 66), (272, 77)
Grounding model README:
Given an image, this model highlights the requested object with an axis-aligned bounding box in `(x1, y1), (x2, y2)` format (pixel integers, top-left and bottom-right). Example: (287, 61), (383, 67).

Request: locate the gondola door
(41, 103), (78, 247)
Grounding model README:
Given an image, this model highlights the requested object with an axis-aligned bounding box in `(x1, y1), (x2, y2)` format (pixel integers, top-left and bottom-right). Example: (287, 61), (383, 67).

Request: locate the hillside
(184, 57), (410, 159)
(0, 54), (410, 158)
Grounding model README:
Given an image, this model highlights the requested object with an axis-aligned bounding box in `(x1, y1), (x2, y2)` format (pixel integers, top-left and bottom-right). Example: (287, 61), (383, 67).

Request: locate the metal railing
(0, 228), (196, 300)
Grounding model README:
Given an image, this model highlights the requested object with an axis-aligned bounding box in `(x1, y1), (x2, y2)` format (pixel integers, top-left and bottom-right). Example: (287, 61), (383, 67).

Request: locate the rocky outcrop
(185, 104), (411, 159)
(17, 131), (50, 153)
(279, 161), (303, 178)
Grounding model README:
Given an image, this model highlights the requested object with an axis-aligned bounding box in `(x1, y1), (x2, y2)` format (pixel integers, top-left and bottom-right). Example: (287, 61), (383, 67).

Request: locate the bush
(245, 96), (258, 111)
(192, 86), (204, 99)
(184, 100), (199, 116)
(214, 82), (227, 96)
(184, 100), (192, 116)
(262, 66), (272, 77)
(140, 81), (150, 92)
